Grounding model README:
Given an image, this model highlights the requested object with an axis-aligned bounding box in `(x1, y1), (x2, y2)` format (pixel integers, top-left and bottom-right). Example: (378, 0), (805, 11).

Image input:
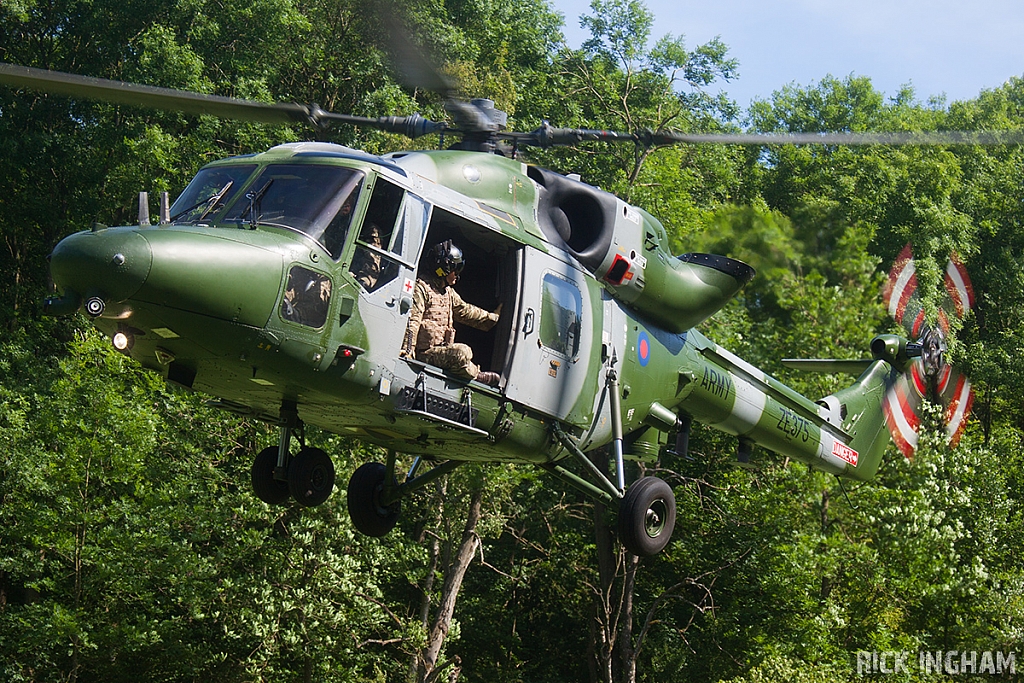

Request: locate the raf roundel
(637, 331), (651, 367)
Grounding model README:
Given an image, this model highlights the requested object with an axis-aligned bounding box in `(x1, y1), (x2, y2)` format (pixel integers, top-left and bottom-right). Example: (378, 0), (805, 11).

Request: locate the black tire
(347, 462), (400, 537)
(287, 447), (336, 507)
(251, 446), (290, 505)
(617, 476), (676, 557)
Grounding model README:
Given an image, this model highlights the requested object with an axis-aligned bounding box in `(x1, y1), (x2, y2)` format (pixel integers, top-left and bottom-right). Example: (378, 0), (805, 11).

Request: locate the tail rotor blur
(881, 244), (975, 456)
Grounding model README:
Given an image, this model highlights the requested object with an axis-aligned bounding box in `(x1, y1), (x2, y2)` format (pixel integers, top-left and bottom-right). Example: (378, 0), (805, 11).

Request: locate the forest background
(2, 0), (1024, 681)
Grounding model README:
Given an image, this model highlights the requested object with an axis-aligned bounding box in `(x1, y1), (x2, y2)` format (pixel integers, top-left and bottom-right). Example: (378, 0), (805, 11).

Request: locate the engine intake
(529, 166), (754, 333)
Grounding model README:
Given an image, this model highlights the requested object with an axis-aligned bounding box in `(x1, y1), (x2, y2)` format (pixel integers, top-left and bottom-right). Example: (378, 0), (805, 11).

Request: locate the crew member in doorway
(402, 240), (502, 386)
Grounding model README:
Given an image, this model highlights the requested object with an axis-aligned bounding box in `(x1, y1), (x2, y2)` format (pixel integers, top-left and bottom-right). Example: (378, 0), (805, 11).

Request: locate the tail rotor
(881, 244), (975, 456)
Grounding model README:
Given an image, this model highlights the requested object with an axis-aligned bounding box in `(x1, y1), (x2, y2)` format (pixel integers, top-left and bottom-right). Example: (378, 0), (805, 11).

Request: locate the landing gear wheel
(287, 447), (335, 507)
(347, 462), (401, 537)
(251, 446), (290, 505)
(617, 476), (676, 557)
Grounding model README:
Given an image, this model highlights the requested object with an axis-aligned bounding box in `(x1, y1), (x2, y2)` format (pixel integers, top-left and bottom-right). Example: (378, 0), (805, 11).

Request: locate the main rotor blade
(513, 122), (638, 147)
(6, 62), (1020, 148)
(514, 121), (1024, 148)
(384, 20), (457, 98)
(644, 130), (1024, 146)
(0, 62), (447, 137)
(0, 62), (308, 125)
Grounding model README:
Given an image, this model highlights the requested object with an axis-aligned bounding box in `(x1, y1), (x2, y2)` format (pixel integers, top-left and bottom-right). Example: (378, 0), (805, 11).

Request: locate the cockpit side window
(364, 178), (406, 252)
(350, 178), (407, 292)
(319, 175), (363, 260)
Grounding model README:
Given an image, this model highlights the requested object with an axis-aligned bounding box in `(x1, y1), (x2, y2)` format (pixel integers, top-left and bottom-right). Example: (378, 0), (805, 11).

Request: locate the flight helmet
(430, 240), (465, 278)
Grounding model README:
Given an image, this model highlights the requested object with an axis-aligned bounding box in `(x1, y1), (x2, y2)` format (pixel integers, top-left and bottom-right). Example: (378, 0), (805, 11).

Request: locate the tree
(525, 0), (744, 225)
(515, 3), (748, 682)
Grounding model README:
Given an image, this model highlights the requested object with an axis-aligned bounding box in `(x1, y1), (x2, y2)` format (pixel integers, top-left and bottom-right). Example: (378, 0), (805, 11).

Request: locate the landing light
(112, 331), (133, 351)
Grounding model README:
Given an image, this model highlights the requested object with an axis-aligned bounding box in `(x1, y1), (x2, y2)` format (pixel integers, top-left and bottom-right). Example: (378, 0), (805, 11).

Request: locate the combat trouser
(418, 343), (479, 380)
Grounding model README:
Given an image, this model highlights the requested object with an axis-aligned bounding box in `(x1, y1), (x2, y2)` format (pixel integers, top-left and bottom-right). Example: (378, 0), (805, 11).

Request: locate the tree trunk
(592, 500), (618, 683)
(418, 486), (484, 682)
(589, 452), (648, 683)
(619, 555), (639, 683)
(409, 512), (442, 683)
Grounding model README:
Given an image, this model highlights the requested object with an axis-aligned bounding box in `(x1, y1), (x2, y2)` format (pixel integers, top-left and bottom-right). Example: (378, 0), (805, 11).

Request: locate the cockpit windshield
(170, 163), (365, 259)
(221, 164), (364, 258)
(169, 165), (256, 224)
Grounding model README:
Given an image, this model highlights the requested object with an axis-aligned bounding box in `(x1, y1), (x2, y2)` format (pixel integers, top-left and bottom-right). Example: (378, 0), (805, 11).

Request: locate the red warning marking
(883, 380), (920, 458)
(832, 441), (859, 467)
(945, 374), (974, 448)
(911, 308), (926, 338)
(910, 362), (928, 398)
(895, 272), (918, 323)
(937, 364), (952, 395)
(885, 244), (917, 323)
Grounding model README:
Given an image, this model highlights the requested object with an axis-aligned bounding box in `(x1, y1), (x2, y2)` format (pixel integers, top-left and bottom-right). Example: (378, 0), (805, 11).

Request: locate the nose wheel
(250, 445), (337, 507)
(251, 446), (290, 505)
(288, 447), (335, 507)
(249, 403), (336, 507)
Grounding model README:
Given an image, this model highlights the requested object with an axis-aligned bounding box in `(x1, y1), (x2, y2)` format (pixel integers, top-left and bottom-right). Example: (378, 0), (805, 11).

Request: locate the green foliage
(525, 0), (741, 214)
(2, 0), (1024, 681)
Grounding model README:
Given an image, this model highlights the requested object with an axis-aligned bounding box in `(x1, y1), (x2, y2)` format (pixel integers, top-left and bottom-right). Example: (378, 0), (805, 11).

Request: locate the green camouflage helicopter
(0, 61), (991, 557)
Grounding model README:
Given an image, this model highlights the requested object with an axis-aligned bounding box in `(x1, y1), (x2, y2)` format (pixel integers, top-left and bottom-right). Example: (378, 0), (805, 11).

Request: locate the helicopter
(0, 60), (989, 557)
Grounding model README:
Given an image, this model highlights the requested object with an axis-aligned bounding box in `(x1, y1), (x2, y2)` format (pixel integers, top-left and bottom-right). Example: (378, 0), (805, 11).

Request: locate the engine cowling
(529, 166), (754, 334)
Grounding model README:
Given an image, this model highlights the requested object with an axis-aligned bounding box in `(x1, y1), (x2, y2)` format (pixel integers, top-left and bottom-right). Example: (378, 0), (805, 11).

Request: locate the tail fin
(822, 359), (897, 481)
(783, 339), (907, 481)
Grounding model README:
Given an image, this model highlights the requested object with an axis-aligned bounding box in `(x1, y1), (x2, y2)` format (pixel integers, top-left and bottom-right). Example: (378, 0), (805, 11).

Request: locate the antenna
(138, 192), (150, 227)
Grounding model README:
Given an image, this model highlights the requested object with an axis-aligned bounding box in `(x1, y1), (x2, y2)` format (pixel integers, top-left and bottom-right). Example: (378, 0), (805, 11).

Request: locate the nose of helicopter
(48, 226), (284, 328)
(48, 227), (153, 314)
(133, 228), (284, 327)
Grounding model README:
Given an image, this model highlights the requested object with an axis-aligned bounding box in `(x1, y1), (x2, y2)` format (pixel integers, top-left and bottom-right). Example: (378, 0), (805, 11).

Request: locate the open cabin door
(505, 247), (594, 420)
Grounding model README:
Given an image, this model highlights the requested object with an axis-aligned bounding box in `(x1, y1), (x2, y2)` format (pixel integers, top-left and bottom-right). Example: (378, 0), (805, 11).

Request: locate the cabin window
(540, 273), (582, 359)
(169, 164), (257, 224)
(281, 266), (332, 328)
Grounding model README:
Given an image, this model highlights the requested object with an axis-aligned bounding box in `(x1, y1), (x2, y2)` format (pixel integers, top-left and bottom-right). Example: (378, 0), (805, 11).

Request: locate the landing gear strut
(250, 402), (336, 507)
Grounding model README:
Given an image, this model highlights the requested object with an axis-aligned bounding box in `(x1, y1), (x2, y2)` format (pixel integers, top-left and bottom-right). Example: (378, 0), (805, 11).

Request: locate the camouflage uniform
(350, 223), (382, 290)
(403, 275), (499, 379)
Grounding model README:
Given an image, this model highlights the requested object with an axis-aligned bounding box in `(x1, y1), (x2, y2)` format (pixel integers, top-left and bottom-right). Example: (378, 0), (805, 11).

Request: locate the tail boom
(676, 335), (893, 481)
